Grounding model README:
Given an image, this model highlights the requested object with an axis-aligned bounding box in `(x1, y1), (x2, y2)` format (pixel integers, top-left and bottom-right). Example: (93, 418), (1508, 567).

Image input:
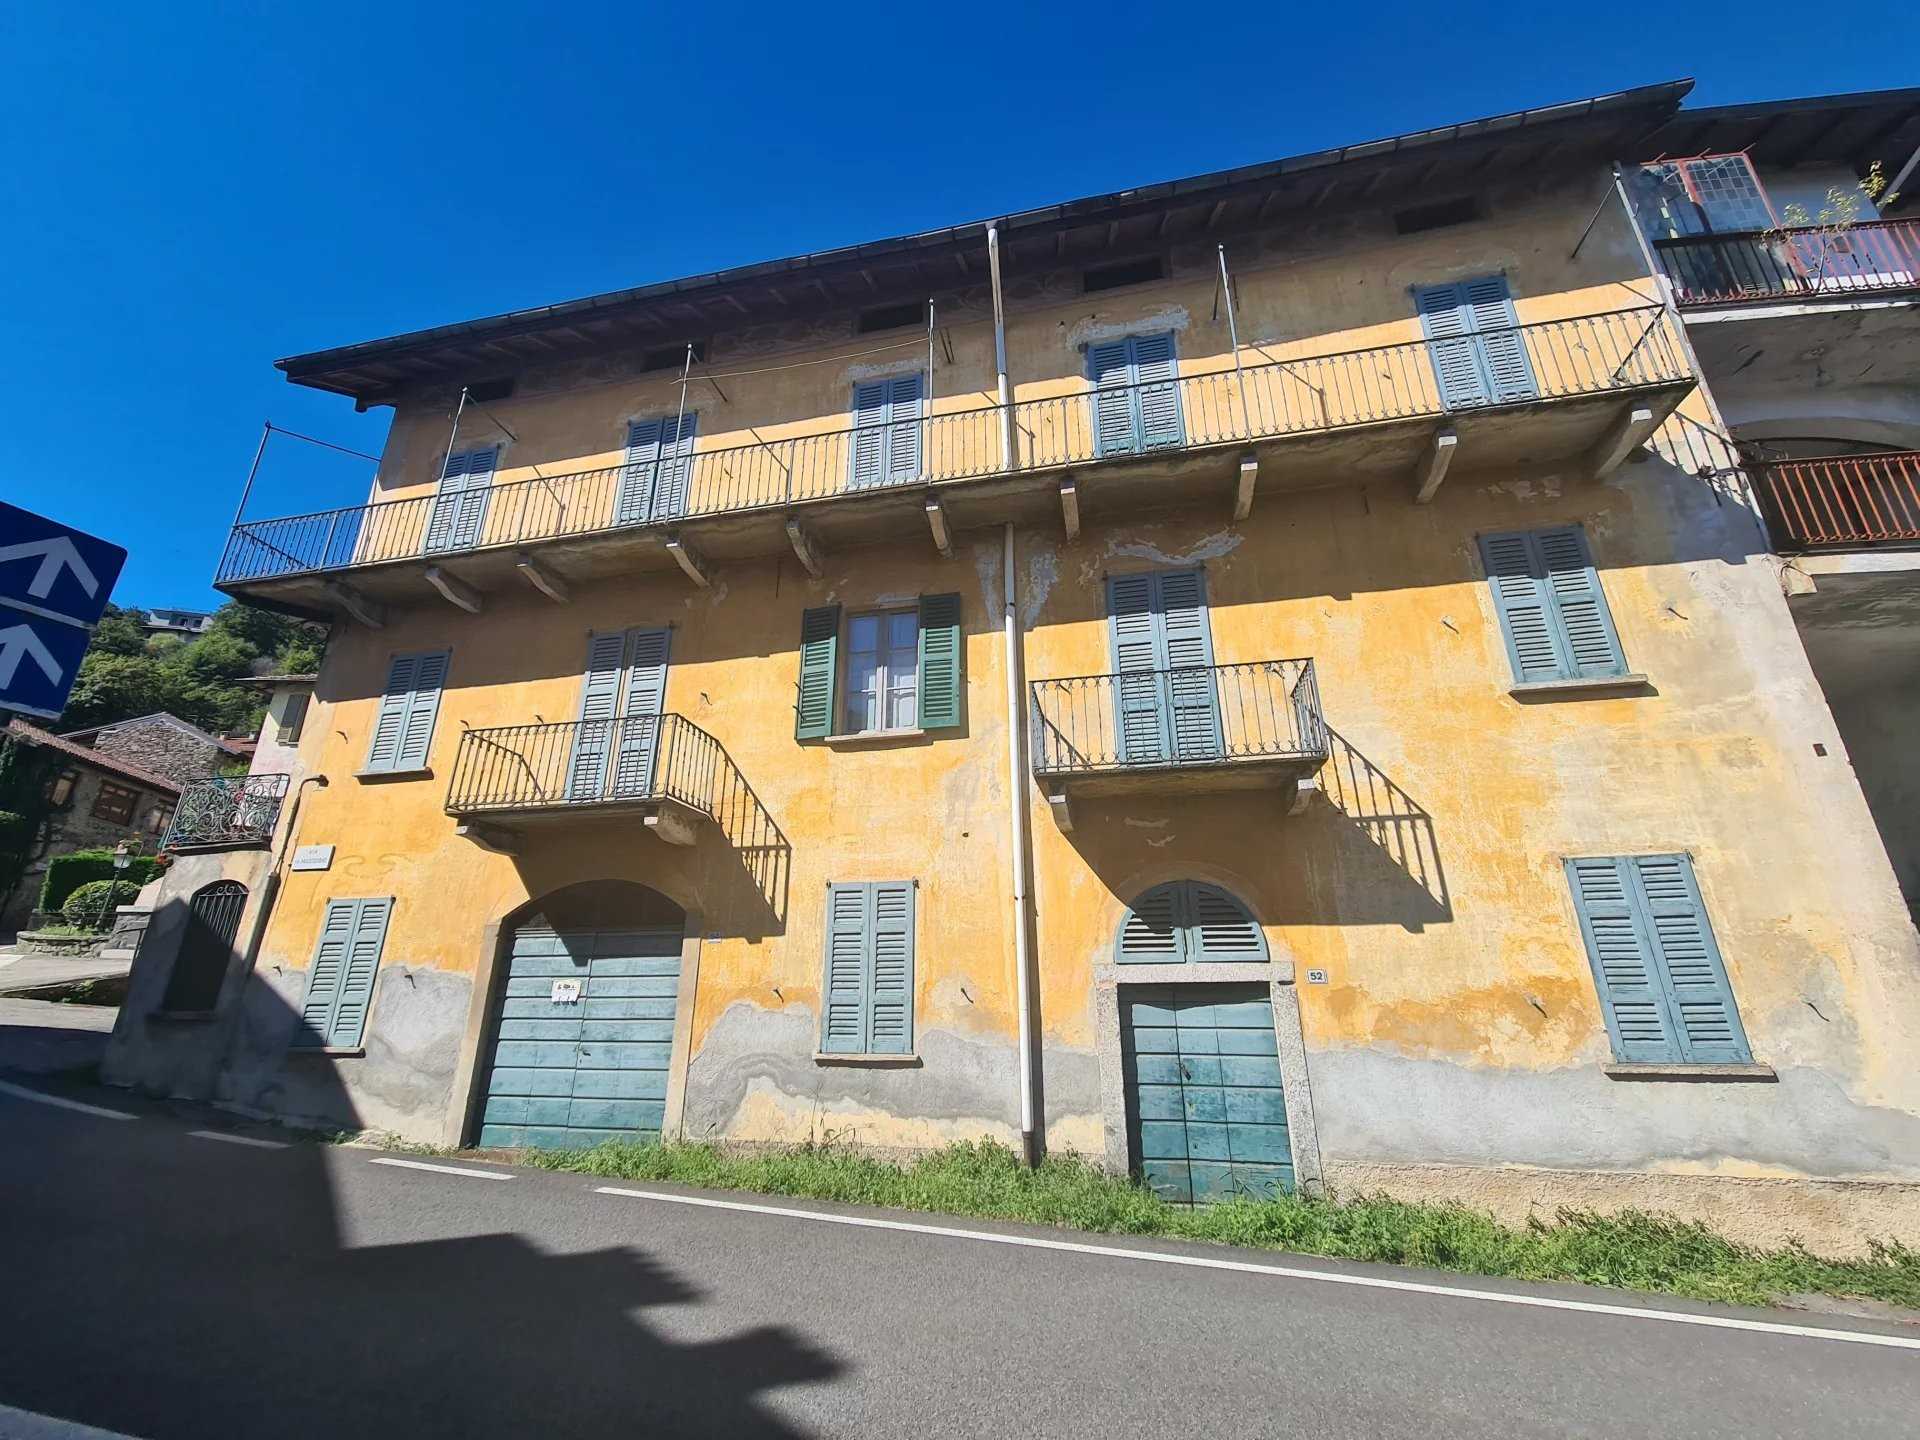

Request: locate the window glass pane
(848, 614), (880, 652)
(888, 612), (917, 651)
(888, 683), (918, 730)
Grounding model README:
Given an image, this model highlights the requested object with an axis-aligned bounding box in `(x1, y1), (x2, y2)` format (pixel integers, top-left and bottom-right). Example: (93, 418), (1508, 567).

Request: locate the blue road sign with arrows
(0, 501), (130, 720)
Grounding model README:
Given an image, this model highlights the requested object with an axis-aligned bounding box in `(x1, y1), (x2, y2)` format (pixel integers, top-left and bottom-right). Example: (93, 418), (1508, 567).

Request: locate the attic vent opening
(465, 377), (516, 403)
(856, 302), (926, 335)
(641, 340), (708, 372)
(1393, 196), (1481, 235)
(1082, 256), (1166, 293)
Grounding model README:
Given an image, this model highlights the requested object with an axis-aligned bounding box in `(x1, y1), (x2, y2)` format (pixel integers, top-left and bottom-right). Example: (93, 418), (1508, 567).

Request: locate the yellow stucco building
(108, 79), (1920, 1249)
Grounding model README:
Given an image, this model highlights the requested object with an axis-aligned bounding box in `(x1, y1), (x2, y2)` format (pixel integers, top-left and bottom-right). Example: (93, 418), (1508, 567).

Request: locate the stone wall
(90, 718), (234, 787)
(0, 769), (174, 934)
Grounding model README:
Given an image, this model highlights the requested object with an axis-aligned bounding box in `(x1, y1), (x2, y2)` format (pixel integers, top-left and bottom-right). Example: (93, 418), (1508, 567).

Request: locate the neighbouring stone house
(0, 720), (180, 934)
(58, 712), (249, 789)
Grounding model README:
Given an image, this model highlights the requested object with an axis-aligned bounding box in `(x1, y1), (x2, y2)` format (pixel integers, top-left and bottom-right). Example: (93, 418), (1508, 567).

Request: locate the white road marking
(189, 1129), (288, 1150)
(0, 1080), (135, 1121)
(595, 1186), (1920, 1353)
(369, 1156), (512, 1181)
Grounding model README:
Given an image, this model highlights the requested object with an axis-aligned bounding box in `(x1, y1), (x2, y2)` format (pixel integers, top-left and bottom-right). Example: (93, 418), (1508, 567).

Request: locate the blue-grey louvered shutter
(1480, 532), (1565, 683)
(1566, 857), (1679, 1062)
(617, 420), (664, 525)
(365, 653), (420, 772)
(1416, 282), (1492, 409)
(795, 606), (840, 740)
(394, 650), (448, 771)
(1131, 333), (1183, 449)
(1117, 883), (1182, 962)
(1460, 275), (1537, 402)
(1156, 569), (1220, 761)
(916, 593), (962, 730)
(611, 627), (670, 798)
(1631, 854), (1750, 1063)
(1108, 573), (1168, 763)
(329, 897), (392, 1048)
(568, 631), (627, 798)
(425, 447), (496, 552)
(1183, 883), (1266, 961)
(1088, 340), (1138, 456)
(866, 881), (915, 1054)
(850, 382), (889, 488)
(821, 883), (869, 1052)
(1535, 527), (1627, 679)
(293, 899), (356, 1046)
(885, 374), (923, 482)
(653, 413), (696, 520)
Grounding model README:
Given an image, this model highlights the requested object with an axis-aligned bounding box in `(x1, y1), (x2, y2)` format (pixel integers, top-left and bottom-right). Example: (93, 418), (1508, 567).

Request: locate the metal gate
(162, 880), (249, 1012)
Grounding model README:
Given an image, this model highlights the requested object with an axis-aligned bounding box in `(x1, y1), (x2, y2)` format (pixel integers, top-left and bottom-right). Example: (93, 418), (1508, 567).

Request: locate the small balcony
(1029, 659), (1328, 829)
(162, 774), (290, 851)
(217, 307), (1692, 619)
(1653, 220), (1920, 308)
(1753, 451), (1920, 553)
(444, 714), (721, 848)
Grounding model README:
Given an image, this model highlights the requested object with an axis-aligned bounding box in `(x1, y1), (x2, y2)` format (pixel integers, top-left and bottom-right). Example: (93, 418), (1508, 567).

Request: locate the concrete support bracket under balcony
(785, 517), (824, 577)
(1412, 428), (1458, 505)
(424, 565), (483, 614)
(515, 551), (570, 603)
(1587, 404), (1659, 481)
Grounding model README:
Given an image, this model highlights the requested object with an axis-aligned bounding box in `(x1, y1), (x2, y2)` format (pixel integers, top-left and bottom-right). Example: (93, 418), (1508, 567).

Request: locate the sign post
(0, 501), (129, 721)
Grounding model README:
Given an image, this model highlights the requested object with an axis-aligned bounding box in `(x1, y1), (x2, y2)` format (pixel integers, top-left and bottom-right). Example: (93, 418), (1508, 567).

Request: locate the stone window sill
(820, 729), (927, 748)
(1603, 1062), (1776, 1082)
(355, 767), (433, 783)
(1511, 674), (1651, 699)
(813, 1052), (922, 1067)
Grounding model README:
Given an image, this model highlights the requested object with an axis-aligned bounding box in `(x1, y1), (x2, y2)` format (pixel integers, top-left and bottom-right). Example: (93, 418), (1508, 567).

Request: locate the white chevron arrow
(0, 535), (100, 600)
(0, 624), (62, 689)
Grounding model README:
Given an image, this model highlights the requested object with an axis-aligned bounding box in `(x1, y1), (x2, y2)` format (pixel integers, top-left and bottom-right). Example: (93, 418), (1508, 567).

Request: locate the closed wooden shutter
(1479, 528), (1627, 684)
(1416, 282), (1491, 408)
(795, 605), (841, 740)
(819, 881), (917, 1055)
(1417, 277), (1536, 409)
(1131, 333), (1183, 449)
(884, 374), (923, 482)
(916, 593), (963, 730)
(1566, 855), (1751, 1064)
(1461, 274), (1537, 402)
(1089, 333), (1182, 456)
(1156, 568), (1220, 761)
(612, 628), (670, 797)
(424, 447), (497, 552)
(1108, 569), (1218, 764)
(619, 416), (698, 524)
(365, 650), (449, 773)
(1088, 340), (1137, 456)
(294, 897), (393, 1049)
(850, 382), (889, 489)
(567, 631), (629, 798)
(1118, 881), (1267, 964)
(653, 413), (696, 520)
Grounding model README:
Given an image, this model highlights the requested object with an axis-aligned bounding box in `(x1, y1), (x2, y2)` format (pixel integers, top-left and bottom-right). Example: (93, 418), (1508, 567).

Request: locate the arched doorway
(475, 880), (686, 1149)
(1114, 881), (1294, 1203)
(162, 880), (248, 1013)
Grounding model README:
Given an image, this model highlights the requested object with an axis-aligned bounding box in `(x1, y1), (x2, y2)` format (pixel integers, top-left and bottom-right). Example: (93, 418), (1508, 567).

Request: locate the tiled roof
(4, 720), (183, 796)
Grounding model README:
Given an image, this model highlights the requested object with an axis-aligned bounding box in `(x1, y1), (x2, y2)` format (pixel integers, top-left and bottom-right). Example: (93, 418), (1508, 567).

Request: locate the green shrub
(38, 849), (162, 913)
(60, 878), (141, 930)
(0, 809), (26, 851)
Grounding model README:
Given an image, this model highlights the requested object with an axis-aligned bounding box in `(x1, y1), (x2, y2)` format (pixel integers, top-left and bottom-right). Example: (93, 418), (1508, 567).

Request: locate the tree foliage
(57, 602), (326, 735)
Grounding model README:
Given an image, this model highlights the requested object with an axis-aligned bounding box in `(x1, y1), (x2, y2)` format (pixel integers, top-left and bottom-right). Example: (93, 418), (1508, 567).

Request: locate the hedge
(38, 849), (163, 914)
(62, 878), (142, 930)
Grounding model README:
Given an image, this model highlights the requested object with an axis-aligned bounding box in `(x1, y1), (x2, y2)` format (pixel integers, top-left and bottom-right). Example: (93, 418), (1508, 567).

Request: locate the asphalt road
(1, 1079), (1915, 1440)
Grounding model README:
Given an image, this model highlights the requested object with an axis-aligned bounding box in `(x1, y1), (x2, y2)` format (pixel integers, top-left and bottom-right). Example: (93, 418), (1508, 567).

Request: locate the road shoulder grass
(519, 1137), (1920, 1311)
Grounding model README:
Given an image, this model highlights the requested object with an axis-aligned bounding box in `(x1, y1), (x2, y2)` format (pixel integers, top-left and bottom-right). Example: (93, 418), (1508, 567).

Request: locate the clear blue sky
(3, 2), (1913, 610)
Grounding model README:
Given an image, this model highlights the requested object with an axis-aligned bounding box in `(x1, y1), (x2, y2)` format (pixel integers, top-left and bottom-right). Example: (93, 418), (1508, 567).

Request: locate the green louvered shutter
(394, 650), (449, 770)
(611, 628), (670, 797)
(1184, 883), (1267, 961)
(850, 382), (889, 489)
(917, 593), (962, 729)
(1131, 333), (1184, 449)
(866, 881), (916, 1054)
(821, 883), (869, 1053)
(365, 653), (419, 772)
(1566, 857), (1679, 1063)
(1117, 883), (1184, 962)
(1088, 340), (1138, 456)
(1108, 572), (1168, 763)
(567, 631), (628, 799)
(293, 898), (392, 1049)
(1630, 854), (1751, 1063)
(653, 412), (696, 520)
(1535, 527), (1627, 679)
(1157, 569), (1220, 761)
(795, 605), (840, 740)
(617, 420), (664, 525)
(1480, 532), (1564, 683)
(293, 899), (356, 1046)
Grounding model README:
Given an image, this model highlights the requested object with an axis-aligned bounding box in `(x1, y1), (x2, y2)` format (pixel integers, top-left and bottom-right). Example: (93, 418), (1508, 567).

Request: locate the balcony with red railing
(1753, 450), (1920, 552)
(1653, 220), (1920, 308)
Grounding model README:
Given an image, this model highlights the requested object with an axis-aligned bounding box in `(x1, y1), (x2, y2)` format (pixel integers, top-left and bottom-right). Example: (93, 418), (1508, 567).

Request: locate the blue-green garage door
(1122, 984), (1293, 1202)
(477, 926), (682, 1149)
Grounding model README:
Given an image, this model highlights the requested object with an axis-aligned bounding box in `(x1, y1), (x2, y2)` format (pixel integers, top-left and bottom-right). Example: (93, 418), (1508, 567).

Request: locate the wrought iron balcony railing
(1653, 219), (1920, 307)
(162, 773), (290, 850)
(445, 713), (722, 820)
(1031, 659), (1327, 777)
(1753, 450), (1920, 551)
(217, 306), (1689, 586)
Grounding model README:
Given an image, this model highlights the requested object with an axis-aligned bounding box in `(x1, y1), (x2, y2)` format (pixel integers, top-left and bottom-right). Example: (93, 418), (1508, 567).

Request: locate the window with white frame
(843, 610), (919, 733)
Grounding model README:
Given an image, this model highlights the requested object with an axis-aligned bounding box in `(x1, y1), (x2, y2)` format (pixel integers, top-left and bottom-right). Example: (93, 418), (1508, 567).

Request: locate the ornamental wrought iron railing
(217, 306), (1690, 585)
(162, 773), (290, 850)
(1653, 219), (1920, 306)
(1030, 659), (1327, 777)
(1752, 450), (1920, 550)
(445, 713), (722, 819)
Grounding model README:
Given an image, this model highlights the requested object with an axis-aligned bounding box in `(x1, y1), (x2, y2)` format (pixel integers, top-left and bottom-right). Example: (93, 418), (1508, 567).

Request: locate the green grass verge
(520, 1138), (1920, 1309)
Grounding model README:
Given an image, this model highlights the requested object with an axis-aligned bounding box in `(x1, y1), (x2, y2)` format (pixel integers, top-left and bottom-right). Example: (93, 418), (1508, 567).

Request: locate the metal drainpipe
(987, 224), (1014, 470)
(1002, 521), (1038, 1164)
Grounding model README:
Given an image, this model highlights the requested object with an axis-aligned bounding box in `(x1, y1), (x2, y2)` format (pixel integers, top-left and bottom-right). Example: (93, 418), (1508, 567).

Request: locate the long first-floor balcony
(1753, 450), (1920, 552)
(218, 307), (1692, 619)
(161, 773), (290, 851)
(444, 714), (722, 848)
(1654, 219), (1920, 308)
(1029, 659), (1328, 829)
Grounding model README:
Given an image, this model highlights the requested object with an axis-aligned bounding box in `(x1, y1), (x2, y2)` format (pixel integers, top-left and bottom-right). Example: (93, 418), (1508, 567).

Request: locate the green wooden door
(1122, 984), (1293, 1202)
(477, 925), (681, 1148)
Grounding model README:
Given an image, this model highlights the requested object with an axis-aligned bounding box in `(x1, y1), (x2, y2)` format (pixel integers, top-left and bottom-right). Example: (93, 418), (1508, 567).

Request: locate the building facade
(59, 712), (248, 788)
(114, 80), (1920, 1248)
